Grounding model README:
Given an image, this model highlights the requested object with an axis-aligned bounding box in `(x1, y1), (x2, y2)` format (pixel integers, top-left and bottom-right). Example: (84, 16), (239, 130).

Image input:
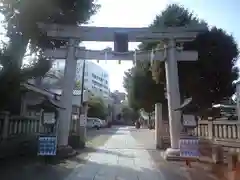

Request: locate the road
(86, 127), (119, 148)
(0, 126), (217, 180)
(65, 126), (168, 180)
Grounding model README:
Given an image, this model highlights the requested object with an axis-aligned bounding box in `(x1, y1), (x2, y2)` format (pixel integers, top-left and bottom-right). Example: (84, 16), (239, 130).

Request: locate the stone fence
(0, 111), (79, 158)
(158, 118), (240, 153)
(195, 119), (240, 151)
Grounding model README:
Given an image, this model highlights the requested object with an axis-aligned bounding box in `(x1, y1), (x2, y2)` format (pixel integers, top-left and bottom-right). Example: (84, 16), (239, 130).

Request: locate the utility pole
(80, 59), (86, 104)
(77, 59), (86, 148)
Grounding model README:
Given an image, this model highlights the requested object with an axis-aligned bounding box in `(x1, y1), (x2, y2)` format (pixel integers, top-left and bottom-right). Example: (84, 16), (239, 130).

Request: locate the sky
(83, 0), (240, 92)
(0, 0), (240, 92)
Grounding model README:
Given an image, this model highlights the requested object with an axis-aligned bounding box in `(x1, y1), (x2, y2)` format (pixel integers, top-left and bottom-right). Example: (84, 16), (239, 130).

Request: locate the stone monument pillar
(155, 103), (164, 149)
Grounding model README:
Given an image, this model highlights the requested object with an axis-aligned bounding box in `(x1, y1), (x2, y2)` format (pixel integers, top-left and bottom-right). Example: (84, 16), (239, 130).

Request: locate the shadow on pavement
(86, 126), (126, 143)
(4, 154), (169, 180)
(130, 128), (218, 180)
(64, 158), (167, 180)
(0, 126), (122, 180)
(0, 156), (71, 180)
(87, 126), (125, 136)
(87, 128), (120, 136)
(0, 146), (94, 180)
(80, 147), (134, 159)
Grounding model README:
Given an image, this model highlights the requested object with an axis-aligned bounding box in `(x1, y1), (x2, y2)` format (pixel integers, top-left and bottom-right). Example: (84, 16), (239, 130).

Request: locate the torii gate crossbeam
(39, 23), (206, 42)
(44, 48), (198, 61)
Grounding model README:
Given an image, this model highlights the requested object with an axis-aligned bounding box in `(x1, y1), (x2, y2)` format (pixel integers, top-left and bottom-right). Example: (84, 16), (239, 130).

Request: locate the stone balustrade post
(208, 120), (213, 140)
(155, 103), (164, 149)
(237, 123), (240, 139)
(38, 109), (44, 133)
(1, 111), (10, 138)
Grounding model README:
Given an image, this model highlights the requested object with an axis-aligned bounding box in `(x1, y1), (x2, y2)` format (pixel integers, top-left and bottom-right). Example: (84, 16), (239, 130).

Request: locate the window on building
(92, 80), (103, 88)
(92, 73), (97, 79)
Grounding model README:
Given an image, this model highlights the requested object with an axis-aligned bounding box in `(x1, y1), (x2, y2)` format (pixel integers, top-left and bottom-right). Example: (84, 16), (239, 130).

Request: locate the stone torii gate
(40, 24), (206, 158)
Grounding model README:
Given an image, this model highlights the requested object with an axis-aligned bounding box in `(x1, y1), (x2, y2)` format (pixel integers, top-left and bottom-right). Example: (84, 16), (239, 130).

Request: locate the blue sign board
(38, 135), (57, 156)
(179, 137), (199, 158)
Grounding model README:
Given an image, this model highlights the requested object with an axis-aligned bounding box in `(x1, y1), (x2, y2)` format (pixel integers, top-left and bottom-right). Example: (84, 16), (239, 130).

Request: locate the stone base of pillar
(68, 135), (86, 149)
(164, 148), (180, 161)
(57, 145), (77, 159)
(156, 137), (164, 150)
(156, 144), (164, 150)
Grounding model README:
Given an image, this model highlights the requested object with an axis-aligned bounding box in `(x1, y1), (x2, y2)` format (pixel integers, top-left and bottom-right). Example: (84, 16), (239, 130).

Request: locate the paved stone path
(65, 126), (166, 180)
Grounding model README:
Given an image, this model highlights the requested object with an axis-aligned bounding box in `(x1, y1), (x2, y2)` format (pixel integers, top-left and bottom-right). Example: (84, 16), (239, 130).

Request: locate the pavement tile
(65, 126), (167, 180)
(4, 126), (218, 180)
(130, 128), (222, 180)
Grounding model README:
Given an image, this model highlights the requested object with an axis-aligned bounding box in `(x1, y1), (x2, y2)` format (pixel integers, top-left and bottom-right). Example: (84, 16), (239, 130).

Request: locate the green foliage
(0, 0), (99, 112)
(123, 68), (140, 111)
(87, 96), (108, 120)
(121, 106), (139, 122)
(123, 63), (165, 113)
(181, 27), (239, 110)
(138, 4), (239, 113)
(75, 80), (81, 89)
(0, 0), (100, 52)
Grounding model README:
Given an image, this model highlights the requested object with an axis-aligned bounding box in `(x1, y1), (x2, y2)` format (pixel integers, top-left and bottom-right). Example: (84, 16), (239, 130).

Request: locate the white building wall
(51, 60), (110, 97)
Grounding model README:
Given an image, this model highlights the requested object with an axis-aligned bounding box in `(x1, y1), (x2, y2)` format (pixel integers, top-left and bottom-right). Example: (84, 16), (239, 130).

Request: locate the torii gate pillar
(154, 39), (193, 158)
(57, 39), (78, 148)
(164, 39), (182, 158)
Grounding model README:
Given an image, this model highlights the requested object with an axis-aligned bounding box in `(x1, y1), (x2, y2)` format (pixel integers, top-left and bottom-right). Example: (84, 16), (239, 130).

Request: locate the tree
(0, 0), (100, 112)
(75, 80), (81, 89)
(139, 4), (239, 113)
(123, 68), (141, 111)
(0, 0), (100, 66)
(88, 96), (108, 120)
(121, 106), (139, 123)
(123, 63), (166, 113)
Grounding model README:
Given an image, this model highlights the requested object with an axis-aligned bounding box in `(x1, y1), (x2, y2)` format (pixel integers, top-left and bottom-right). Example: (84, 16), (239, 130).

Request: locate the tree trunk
(1, 31), (29, 113)
(6, 33), (29, 68)
(148, 113), (151, 126)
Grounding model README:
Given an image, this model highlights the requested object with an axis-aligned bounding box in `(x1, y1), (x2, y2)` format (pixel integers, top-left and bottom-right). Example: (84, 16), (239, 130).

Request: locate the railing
(0, 109), (86, 158)
(0, 112), (82, 140)
(0, 111), (42, 158)
(0, 112), (41, 140)
(195, 119), (240, 149)
(157, 118), (240, 150)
